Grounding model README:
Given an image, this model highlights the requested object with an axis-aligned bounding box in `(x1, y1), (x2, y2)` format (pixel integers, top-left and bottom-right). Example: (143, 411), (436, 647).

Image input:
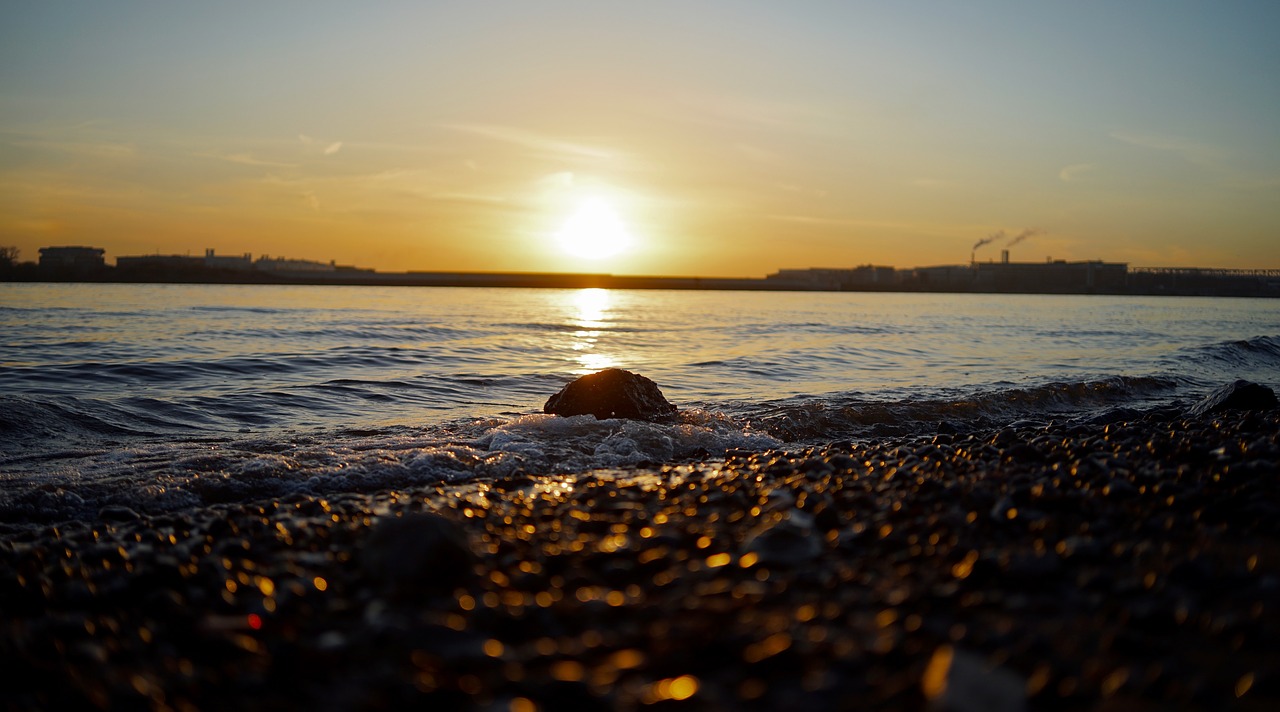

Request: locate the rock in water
(362, 512), (475, 596)
(543, 368), (678, 422)
(1188, 380), (1278, 417)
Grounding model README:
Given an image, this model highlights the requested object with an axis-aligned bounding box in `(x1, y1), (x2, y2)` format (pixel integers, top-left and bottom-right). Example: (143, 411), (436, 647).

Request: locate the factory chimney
(1001, 249), (1009, 264)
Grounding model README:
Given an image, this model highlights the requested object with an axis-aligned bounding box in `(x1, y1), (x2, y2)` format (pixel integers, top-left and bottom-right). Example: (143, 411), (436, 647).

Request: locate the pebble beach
(4, 405), (1277, 711)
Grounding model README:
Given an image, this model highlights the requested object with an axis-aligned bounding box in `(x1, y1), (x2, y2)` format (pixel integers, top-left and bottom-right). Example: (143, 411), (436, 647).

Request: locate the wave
(1181, 334), (1280, 368)
(1158, 335), (1280, 388)
(0, 410), (780, 526)
(190, 324), (480, 343)
(0, 347), (447, 390)
(0, 395), (170, 451)
(188, 305), (286, 314)
(1, 365), (1267, 529)
(743, 375), (1186, 440)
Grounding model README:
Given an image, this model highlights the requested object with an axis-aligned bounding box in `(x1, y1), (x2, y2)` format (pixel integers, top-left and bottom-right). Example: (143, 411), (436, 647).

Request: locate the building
(38, 246), (105, 271)
(115, 254), (204, 271)
(1128, 267), (1280, 297)
(765, 265), (899, 290)
(202, 248), (253, 270)
(118, 249), (253, 271)
(974, 258), (1128, 292)
(254, 256), (336, 272)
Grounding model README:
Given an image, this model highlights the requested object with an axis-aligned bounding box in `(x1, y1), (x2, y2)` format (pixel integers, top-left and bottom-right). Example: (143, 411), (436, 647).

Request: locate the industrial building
(37, 246), (106, 271)
(115, 249), (336, 273)
(769, 252), (1130, 294)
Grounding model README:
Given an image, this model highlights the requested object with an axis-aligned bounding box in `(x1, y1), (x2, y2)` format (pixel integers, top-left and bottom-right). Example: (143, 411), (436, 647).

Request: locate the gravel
(2, 408), (1277, 710)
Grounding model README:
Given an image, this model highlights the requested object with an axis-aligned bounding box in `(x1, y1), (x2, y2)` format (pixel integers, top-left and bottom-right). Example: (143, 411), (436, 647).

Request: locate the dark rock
(923, 646), (1028, 712)
(1188, 380), (1277, 417)
(361, 512), (475, 596)
(98, 504), (140, 522)
(543, 368), (678, 422)
(743, 511), (822, 566)
(990, 429), (1018, 447)
(1087, 407), (1142, 426)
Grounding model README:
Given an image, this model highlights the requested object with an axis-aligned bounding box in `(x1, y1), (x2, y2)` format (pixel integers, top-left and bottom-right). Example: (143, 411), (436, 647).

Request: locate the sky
(2, 1), (1278, 276)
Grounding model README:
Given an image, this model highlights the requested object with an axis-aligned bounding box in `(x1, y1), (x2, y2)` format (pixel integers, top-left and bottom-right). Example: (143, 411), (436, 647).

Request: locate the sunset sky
(3, 1), (1278, 276)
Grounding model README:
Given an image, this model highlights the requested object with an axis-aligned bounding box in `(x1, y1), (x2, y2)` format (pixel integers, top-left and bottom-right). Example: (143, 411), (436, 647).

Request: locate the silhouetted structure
(8, 244), (1278, 297)
(115, 254), (204, 271)
(254, 256), (335, 272)
(767, 265), (897, 290)
(38, 246), (105, 271)
(1128, 267), (1280, 297)
(770, 259), (1130, 294)
(115, 248), (356, 277)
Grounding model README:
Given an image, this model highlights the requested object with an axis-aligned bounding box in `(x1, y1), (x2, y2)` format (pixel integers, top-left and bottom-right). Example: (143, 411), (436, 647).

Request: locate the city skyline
(3, 1), (1279, 277)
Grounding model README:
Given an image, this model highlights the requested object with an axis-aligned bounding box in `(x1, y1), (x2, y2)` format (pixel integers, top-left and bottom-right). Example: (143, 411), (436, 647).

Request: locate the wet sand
(3, 408), (1278, 710)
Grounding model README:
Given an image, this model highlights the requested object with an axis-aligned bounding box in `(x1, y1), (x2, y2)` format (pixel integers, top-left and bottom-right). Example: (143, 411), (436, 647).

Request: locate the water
(2, 283), (1278, 526)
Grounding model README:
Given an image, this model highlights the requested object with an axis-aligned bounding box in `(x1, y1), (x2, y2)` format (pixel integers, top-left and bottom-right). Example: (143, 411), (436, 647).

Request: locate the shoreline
(4, 271), (1279, 298)
(3, 408), (1278, 710)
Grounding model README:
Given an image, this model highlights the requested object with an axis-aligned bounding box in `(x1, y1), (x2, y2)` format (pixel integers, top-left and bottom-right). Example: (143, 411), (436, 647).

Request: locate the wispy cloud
(735, 143), (782, 163)
(766, 214), (982, 238)
(1059, 163), (1095, 182)
(12, 139), (137, 159)
(298, 134), (343, 157)
(1109, 131), (1227, 170)
(538, 171), (576, 188)
(213, 152), (297, 168)
(429, 191), (507, 204)
(444, 124), (617, 161)
(1109, 130), (1280, 191)
(774, 182), (828, 197)
(670, 94), (832, 132)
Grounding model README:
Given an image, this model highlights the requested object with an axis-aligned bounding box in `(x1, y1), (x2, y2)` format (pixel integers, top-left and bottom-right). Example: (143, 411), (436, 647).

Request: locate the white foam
(0, 409), (781, 527)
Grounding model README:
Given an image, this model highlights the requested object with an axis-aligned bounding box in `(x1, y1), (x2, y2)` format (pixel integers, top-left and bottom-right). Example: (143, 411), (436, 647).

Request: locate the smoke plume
(972, 230), (1005, 252)
(1005, 228), (1043, 248)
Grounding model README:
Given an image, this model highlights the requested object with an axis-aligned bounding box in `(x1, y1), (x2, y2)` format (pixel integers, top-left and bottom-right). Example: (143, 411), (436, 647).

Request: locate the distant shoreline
(3, 267), (1278, 298)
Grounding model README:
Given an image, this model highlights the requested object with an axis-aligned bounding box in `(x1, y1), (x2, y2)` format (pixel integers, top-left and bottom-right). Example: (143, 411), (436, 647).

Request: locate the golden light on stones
(15, 405), (1277, 709)
(642, 675), (699, 703)
(922, 645), (954, 701)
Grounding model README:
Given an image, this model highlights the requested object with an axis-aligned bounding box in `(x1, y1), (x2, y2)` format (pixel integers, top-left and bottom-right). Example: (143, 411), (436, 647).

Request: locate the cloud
(13, 140), (137, 159)
(298, 134), (343, 156)
(538, 171), (576, 188)
(216, 152), (297, 167)
(1059, 163), (1094, 182)
(444, 124), (616, 161)
(766, 214), (978, 237)
(1108, 131), (1227, 170)
(775, 182), (828, 197)
(735, 143), (781, 163)
(429, 192), (507, 204)
(1108, 130), (1280, 190)
(668, 94), (832, 132)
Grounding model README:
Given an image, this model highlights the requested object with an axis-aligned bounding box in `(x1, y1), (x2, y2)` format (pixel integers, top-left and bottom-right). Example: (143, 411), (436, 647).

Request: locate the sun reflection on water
(572, 288), (610, 326)
(567, 288), (620, 373)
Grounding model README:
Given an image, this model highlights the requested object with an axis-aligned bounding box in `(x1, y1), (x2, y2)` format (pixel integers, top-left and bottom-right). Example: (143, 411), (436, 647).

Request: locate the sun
(556, 197), (632, 260)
